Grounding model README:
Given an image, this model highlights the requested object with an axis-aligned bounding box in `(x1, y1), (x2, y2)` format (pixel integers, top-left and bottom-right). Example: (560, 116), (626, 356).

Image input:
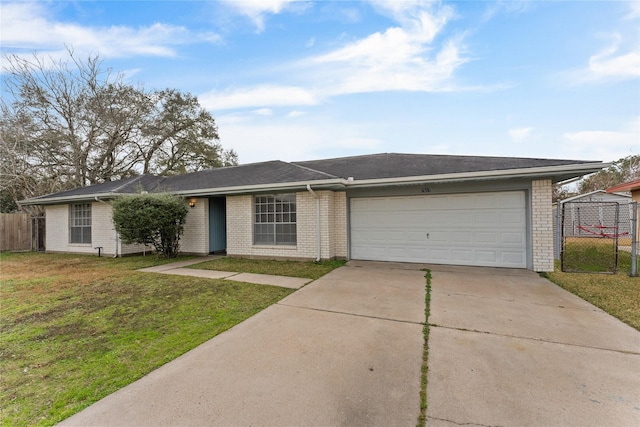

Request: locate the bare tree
(0, 48), (237, 211)
(578, 155), (640, 194)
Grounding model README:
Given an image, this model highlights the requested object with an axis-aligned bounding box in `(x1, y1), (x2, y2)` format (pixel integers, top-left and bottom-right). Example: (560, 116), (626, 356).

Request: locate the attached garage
(350, 191), (527, 268)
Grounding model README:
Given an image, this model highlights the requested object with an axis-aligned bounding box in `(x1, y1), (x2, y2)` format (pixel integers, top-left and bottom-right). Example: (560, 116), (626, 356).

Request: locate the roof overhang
(342, 162), (607, 188)
(20, 162), (606, 205)
(606, 179), (640, 193)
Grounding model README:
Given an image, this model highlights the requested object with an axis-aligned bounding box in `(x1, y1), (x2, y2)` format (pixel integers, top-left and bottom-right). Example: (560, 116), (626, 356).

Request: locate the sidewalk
(138, 257), (312, 289)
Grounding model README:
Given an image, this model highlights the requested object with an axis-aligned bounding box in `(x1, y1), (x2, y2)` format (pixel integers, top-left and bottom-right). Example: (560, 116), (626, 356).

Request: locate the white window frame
(69, 203), (92, 244)
(253, 194), (297, 246)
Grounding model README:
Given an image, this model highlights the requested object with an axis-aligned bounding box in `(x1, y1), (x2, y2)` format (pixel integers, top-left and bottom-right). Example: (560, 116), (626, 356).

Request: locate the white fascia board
(344, 162), (607, 188)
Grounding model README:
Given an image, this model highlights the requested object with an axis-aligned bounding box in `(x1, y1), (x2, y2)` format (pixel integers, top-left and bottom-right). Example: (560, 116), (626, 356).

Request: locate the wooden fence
(0, 213), (32, 251)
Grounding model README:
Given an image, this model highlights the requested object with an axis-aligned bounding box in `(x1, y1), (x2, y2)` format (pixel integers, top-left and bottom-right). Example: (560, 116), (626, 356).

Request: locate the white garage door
(350, 191), (527, 268)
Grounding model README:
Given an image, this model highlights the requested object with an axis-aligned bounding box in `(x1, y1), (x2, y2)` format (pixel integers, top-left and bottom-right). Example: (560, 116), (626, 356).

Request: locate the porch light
(188, 198), (196, 208)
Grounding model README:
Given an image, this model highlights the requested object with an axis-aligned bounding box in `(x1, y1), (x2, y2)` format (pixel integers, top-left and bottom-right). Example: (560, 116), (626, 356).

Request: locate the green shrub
(112, 193), (188, 258)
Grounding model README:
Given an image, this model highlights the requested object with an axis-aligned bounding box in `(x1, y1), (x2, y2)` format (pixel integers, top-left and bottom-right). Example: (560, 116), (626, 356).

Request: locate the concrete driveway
(59, 263), (427, 427)
(426, 265), (640, 427)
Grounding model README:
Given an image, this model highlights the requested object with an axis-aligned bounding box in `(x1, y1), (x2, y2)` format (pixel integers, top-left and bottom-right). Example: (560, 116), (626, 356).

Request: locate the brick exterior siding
(44, 182), (554, 270)
(46, 202), (151, 257)
(180, 198), (209, 255)
(226, 190), (348, 260)
(531, 179), (554, 272)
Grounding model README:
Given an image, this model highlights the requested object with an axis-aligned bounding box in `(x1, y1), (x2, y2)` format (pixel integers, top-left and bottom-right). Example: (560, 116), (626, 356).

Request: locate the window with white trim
(70, 203), (92, 244)
(254, 194), (296, 245)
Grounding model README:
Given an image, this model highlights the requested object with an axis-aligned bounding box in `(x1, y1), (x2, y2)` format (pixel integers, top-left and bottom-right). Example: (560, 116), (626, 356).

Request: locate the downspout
(95, 196), (119, 258)
(306, 184), (321, 262)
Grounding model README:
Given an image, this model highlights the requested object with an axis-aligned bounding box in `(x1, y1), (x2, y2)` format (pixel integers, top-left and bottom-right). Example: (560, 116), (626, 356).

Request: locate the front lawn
(0, 252), (296, 427)
(188, 257), (346, 280)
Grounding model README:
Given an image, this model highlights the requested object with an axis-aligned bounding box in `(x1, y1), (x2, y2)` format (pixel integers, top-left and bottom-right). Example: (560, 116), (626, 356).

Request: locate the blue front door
(209, 197), (227, 253)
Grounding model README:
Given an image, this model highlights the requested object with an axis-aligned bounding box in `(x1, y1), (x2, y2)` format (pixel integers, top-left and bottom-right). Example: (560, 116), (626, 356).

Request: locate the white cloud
(253, 108), (273, 116)
(204, 2), (467, 110)
(220, 0), (308, 32)
(287, 110), (306, 118)
(508, 127), (534, 142)
(626, 0), (640, 19)
(0, 2), (220, 60)
(200, 85), (319, 110)
(561, 117), (640, 161)
(566, 3), (640, 85)
(586, 34), (640, 80)
(217, 114), (382, 163)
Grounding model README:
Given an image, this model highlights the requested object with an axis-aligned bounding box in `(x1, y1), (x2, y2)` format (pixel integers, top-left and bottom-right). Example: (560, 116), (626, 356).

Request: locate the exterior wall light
(188, 199), (196, 208)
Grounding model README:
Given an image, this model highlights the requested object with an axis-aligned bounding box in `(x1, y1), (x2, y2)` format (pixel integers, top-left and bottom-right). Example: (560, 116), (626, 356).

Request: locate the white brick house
(21, 153), (605, 272)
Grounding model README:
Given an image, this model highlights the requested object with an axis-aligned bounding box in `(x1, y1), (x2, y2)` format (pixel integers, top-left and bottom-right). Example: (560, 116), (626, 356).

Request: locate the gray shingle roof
(28, 175), (165, 200)
(160, 160), (337, 192)
(293, 153), (592, 180)
(23, 153), (602, 204)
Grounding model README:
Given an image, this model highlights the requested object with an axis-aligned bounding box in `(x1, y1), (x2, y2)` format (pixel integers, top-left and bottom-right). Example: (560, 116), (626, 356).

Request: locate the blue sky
(1, 1), (639, 165)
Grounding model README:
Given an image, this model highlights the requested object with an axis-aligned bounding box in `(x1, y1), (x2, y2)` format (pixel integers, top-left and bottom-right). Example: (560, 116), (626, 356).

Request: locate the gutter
(306, 184), (321, 262)
(343, 162), (608, 188)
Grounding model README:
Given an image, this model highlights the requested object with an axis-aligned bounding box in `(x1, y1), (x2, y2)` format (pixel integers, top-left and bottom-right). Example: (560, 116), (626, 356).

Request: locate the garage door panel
(476, 250), (498, 263)
(350, 191), (527, 268)
(450, 231), (473, 244)
(451, 249), (474, 262)
(502, 251), (526, 264)
(476, 232), (498, 244)
(501, 232), (525, 244)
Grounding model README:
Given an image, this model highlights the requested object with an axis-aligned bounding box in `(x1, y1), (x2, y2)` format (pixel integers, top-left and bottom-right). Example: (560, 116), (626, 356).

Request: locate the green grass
(417, 270), (431, 427)
(545, 261), (640, 331)
(188, 257), (347, 280)
(0, 252), (296, 427)
(561, 237), (639, 273)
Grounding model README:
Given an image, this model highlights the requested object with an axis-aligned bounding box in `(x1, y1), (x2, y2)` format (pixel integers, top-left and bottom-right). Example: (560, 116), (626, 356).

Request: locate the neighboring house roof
(606, 179), (640, 193)
(559, 190), (631, 204)
(20, 152), (606, 205)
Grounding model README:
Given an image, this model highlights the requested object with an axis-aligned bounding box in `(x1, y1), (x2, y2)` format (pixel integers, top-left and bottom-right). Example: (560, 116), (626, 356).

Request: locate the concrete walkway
(426, 265), (640, 427)
(59, 263), (427, 426)
(138, 257), (312, 289)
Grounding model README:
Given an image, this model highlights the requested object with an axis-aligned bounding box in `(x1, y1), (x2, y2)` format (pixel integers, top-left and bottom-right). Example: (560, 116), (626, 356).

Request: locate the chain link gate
(560, 201), (636, 273)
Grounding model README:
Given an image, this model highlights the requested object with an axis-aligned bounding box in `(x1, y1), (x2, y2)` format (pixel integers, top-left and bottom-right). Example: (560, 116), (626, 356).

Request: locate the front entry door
(209, 197), (227, 253)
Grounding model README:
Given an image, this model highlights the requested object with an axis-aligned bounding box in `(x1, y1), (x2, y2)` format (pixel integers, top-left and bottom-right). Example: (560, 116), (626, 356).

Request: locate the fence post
(631, 202), (637, 277)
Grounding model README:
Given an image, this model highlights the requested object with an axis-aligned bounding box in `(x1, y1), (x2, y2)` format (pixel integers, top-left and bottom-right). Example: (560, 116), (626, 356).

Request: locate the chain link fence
(558, 201), (637, 275)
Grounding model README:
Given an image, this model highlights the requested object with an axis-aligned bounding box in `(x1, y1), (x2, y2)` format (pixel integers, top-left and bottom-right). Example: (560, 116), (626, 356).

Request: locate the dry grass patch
(0, 252), (294, 427)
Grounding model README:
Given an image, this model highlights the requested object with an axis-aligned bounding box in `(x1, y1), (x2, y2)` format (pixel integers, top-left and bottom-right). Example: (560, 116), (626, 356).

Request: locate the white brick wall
(45, 205), (69, 253)
(226, 190), (348, 261)
(180, 198), (209, 255)
(46, 201), (152, 257)
(532, 179), (554, 272)
(332, 191), (348, 258)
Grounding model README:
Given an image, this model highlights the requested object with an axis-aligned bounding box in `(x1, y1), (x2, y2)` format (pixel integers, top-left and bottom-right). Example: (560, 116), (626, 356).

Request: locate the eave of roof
(342, 162), (607, 188)
(606, 179), (640, 193)
(18, 155), (607, 206)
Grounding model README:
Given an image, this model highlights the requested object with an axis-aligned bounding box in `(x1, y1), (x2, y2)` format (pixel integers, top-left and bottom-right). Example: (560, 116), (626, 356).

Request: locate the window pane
(70, 203), (91, 244)
(254, 194), (296, 245)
